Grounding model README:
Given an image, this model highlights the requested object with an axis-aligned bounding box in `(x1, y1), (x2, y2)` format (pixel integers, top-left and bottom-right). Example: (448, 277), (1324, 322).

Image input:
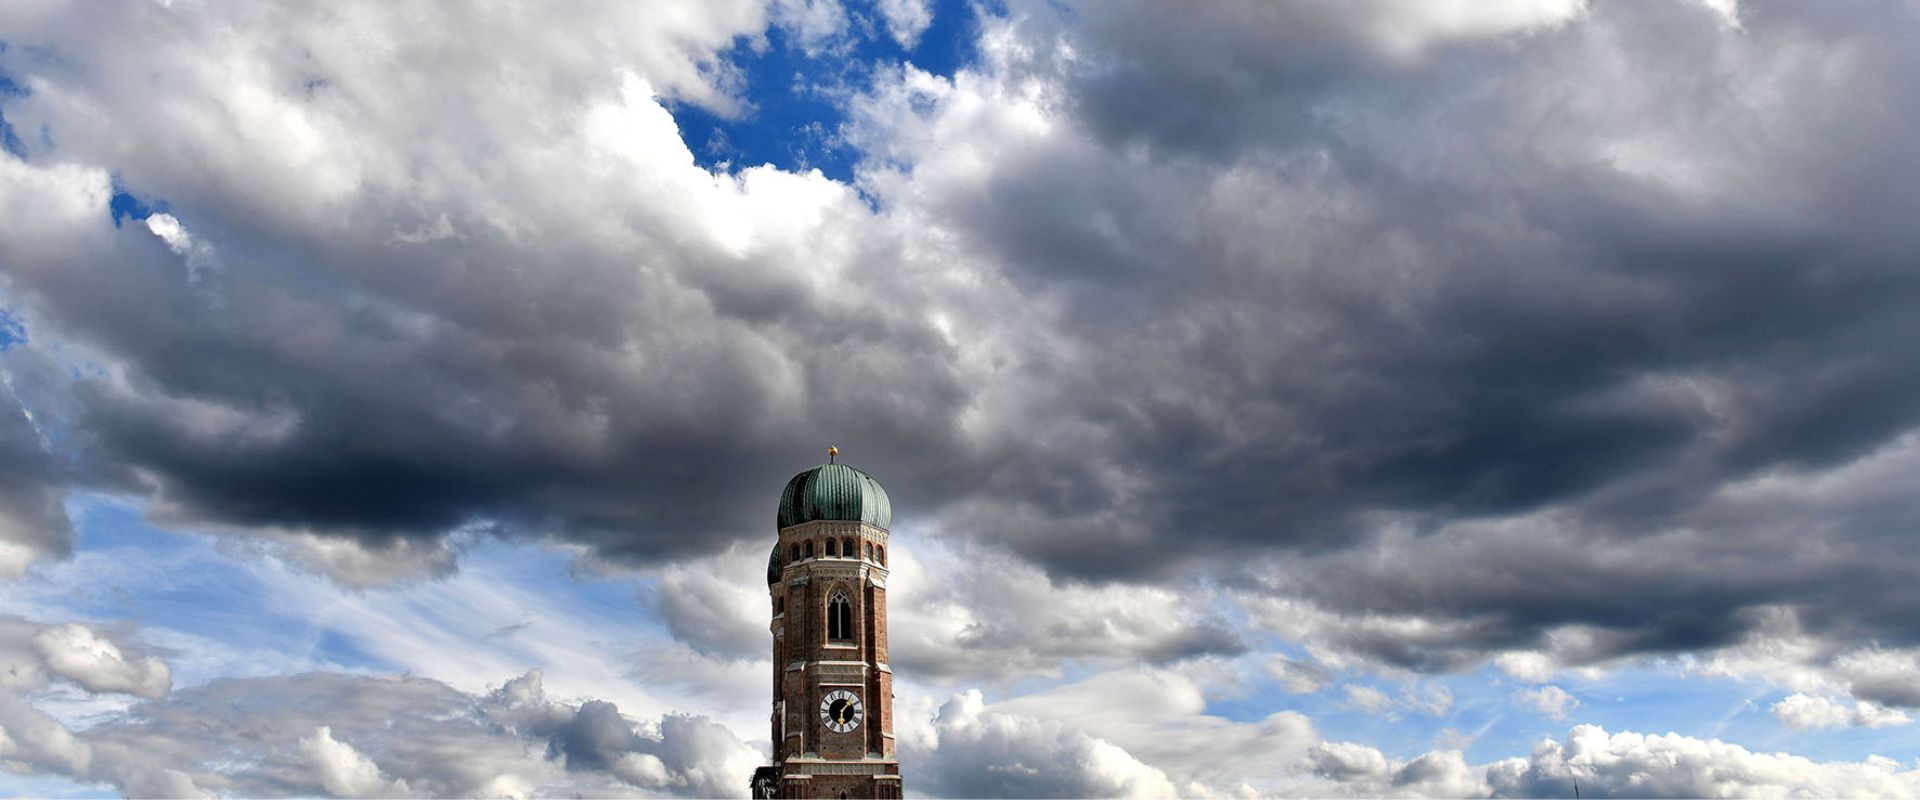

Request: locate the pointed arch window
(827, 591), (854, 642)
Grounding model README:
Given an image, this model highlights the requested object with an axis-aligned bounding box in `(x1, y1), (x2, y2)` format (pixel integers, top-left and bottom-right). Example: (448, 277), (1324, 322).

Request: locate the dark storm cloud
(5, 0), (1920, 686)
(0, 1), (995, 568)
(848, 0), (1920, 676)
(915, 0), (1920, 571)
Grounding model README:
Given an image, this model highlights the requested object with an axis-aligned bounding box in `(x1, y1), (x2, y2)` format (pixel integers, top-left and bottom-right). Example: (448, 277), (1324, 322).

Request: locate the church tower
(752, 448), (902, 799)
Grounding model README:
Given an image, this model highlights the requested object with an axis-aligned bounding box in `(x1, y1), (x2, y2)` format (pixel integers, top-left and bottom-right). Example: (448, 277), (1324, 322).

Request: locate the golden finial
(828, 445), (838, 464)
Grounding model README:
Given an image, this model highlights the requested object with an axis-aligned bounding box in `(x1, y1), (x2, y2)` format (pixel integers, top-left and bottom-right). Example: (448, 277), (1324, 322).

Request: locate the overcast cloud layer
(4, 0), (1920, 796)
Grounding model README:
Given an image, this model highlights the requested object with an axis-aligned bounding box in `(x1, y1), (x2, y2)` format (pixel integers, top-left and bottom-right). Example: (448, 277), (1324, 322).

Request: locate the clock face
(819, 689), (864, 733)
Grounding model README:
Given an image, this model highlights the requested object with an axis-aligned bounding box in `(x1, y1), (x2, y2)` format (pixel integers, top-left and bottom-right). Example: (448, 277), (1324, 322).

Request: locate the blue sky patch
(673, 0), (983, 182)
(108, 182), (165, 229)
(0, 307), (23, 351)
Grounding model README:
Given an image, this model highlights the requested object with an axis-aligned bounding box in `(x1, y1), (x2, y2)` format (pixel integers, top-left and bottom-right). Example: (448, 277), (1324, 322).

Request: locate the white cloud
(1344, 684), (1393, 714)
(1347, 0), (1591, 59)
(1308, 741), (1390, 780)
(886, 535), (1245, 684)
(1485, 725), (1920, 798)
(1299, 741), (1486, 798)
(31, 623), (171, 700)
(876, 0), (934, 49)
(950, 667), (1318, 792)
(771, 0), (853, 56)
(1340, 683), (1451, 718)
(909, 689), (1181, 798)
(1514, 685), (1579, 721)
(0, 616), (170, 700)
(144, 213), (192, 254)
(1772, 693), (1911, 731)
(1495, 652), (1557, 683)
(2, 668), (760, 798)
(299, 726), (405, 798)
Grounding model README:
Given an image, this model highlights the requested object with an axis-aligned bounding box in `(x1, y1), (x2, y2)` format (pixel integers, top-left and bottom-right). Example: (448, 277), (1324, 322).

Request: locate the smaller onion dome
(767, 544), (782, 584)
(776, 457), (891, 530)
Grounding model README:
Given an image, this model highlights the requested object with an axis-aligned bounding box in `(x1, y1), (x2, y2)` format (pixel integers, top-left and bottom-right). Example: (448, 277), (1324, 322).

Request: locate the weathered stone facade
(755, 465), (903, 800)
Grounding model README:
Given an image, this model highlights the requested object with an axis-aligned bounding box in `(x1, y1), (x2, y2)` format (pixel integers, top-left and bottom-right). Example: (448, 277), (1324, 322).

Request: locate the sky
(2, 0), (1920, 796)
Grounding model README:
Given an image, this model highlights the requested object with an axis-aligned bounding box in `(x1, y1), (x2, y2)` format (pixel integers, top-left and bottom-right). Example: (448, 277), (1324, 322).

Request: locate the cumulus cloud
(0, 616), (170, 699)
(298, 726), (405, 799)
(949, 668), (1319, 792)
(1771, 693), (1911, 731)
(1292, 725), (1920, 799)
(2, 668), (761, 798)
(1485, 725), (1920, 798)
(30, 623), (171, 699)
(909, 689), (1180, 798)
(143, 213), (193, 254)
(1514, 685), (1579, 721)
(875, 0), (935, 49)
(885, 537), (1247, 683)
(1300, 742), (1486, 797)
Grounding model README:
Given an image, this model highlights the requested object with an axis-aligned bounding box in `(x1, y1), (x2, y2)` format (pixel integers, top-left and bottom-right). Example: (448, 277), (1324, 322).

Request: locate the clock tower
(752, 449), (902, 799)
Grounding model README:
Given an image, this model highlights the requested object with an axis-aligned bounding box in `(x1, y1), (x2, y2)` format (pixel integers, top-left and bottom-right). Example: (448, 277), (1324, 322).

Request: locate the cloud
(908, 689), (1180, 799)
(144, 213), (192, 254)
(642, 546), (774, 660)
(30, 622), (171, 700)
(1341, 683), (1451, 718)
(1293, 724), (1920, 798)
(953, 667), (1319, 792)
(226, 530), (462, 588)
(0, 616), (170, 699)
(298, 726), (406, 799)
(1514, 685), (1578, 721)
(1344, 685), (1393, 714)
(1484, 725), (1920, 798)
(0, 0), (922, 572)
(1301, 742), (1486, 797)
(0, 691), (94, 778)
(3, 668), (762, 798)
(1771, 693), (1910, 731)
(875, 0), (934, 49)
(886, 536), (1247, 684)
(1268, 656), (1330, 694)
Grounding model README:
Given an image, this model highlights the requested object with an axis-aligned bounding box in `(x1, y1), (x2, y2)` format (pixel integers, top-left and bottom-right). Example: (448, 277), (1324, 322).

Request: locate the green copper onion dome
(767, 544), (782, 584)
(776, 451), (891, 530)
